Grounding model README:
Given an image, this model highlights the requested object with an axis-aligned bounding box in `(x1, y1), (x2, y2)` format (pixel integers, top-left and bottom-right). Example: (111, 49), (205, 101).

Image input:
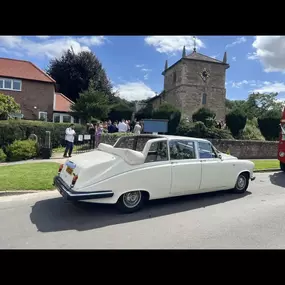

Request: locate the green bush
(192, 107), (216, 127)
(258, 109), (281, 141)
(0, 120), (86, 148)
(0, 148), (7, 162)
(6, 140), (37, 162)
(176, 120), (233, 139)
(225, 108), (247, 137)
(239, 119), (265, 141)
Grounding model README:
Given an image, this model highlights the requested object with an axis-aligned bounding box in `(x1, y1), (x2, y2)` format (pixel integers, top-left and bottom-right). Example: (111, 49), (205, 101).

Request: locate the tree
(47, 49), (113, 102)
(226, 93), (283, 120)
(71, 80), (110, 121)
(225, 109), (247, 137)
(152, 103), (181, 134)
(192, 107), (216, 127)
(0, 93), (21, 120)
(258, 109), (281, 141)
(108, 102), (134, 122)
(135, 102), (153, 120)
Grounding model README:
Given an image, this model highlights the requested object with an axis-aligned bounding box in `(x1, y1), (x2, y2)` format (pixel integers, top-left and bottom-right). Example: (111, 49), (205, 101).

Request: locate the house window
(53, 114), (60, 123)
(13, 80), (21, 91)
(39, 112), (47, 121)
(0, 78), (22, 91)
(202, 93), (207, 105)
(62, 115), (71, 123)
(4, 79), (12, 89)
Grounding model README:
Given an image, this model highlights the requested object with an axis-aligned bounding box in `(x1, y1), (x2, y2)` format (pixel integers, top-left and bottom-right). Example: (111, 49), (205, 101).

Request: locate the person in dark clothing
(108, 121), (118, 133)
(88, 123), (96, 149)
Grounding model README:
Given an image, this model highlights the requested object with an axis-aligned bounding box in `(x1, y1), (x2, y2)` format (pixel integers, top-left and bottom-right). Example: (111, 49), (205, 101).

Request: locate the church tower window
(202, 93), (207, 105)
(173, 71), (177, 83)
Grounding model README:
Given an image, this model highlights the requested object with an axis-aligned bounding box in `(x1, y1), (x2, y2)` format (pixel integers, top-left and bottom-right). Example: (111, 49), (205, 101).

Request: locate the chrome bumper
(53, 176), (114, 201)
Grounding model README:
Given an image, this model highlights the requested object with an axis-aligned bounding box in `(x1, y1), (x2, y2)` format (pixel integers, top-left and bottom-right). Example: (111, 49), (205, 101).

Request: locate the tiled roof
(185, 52), (225, 64)
(54, 93), (74, 112)
(0, 57), (55, 83)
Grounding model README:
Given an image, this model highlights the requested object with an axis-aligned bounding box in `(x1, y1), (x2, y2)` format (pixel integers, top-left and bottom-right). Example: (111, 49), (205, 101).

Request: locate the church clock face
(199, 68), (210, 82)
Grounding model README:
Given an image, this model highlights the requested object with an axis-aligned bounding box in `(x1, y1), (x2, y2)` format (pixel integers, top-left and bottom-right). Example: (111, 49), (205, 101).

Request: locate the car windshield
(113, 135), (160, 152)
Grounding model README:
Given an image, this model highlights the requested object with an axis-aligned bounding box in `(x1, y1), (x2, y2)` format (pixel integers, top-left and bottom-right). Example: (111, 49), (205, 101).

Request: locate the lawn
(0, 162), (60, 191)
(251, 159), (280, 171)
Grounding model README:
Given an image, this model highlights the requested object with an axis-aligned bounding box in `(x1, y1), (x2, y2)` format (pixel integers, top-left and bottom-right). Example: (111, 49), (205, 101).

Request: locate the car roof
(122, 134), (210, 143)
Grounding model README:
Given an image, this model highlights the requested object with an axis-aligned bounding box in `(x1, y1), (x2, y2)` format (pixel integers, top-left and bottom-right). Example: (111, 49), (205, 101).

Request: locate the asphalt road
(1, 171), (285, 249)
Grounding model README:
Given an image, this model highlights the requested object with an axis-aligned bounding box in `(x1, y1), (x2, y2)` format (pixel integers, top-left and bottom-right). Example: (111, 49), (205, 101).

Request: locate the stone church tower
(149, 43), (230, 121)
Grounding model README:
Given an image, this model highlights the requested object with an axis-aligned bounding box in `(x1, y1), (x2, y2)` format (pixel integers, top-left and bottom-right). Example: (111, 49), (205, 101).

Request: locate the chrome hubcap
(123, 191), (141, 208)
(236, 175), (246, 190)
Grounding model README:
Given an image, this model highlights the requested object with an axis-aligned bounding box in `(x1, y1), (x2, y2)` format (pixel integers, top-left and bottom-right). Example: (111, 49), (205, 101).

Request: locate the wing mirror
(217, 153), (223, 160)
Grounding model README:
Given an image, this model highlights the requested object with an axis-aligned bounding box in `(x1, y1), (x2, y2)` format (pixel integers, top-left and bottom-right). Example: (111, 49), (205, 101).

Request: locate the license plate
(66, 166), (73, 175)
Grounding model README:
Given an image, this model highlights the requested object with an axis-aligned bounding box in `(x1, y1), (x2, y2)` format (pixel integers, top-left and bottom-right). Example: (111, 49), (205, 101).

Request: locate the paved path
(1, 171), (285, 249)
(0, 156), (76, 166)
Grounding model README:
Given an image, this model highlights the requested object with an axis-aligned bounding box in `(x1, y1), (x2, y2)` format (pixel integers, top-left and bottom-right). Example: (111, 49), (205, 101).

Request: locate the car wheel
(232, 173), (249, 194)
(116, 191), (145, 213)
(280, 162), (285, 172)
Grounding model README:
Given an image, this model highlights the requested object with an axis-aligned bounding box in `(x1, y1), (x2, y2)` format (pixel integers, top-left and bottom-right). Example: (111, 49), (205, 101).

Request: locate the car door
(198, 141), (236, 191)
(143, 139), (172, 197)
(169, 139), (202, 195)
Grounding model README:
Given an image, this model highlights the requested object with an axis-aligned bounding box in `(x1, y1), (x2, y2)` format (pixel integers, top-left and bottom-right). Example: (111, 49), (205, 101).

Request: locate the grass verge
(0, 162), (59, 191)
(251, 159), (279, 171)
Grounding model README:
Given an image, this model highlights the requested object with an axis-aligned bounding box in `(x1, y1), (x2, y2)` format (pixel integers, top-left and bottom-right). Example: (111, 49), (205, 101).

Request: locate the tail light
(58, 164), (63, 174)
(71, 174), (78, 187)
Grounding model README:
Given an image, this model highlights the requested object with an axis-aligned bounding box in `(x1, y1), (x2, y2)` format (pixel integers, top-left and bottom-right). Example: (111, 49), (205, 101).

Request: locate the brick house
(0, 57), (80, 123)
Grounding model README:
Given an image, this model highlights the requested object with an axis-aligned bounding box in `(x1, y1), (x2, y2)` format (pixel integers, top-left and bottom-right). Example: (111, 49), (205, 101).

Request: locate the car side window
(198, 142), (217, 159)
(169, 140), (196, 160)
(144, 141), (168, 163)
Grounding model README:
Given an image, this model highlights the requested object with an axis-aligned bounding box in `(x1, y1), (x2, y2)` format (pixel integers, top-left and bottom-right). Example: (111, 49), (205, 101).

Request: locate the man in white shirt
(133, 121), (142, 134)
(118, 119), (128, 133)
(64, 123), (76, 158)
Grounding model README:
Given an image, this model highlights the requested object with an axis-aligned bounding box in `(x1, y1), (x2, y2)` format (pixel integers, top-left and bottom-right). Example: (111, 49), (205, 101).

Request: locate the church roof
(185, 51), (225, 64)
(162, 51), (229, 75)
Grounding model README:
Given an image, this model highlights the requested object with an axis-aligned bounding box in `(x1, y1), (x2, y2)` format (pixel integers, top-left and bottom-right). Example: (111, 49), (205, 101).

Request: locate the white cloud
(247, 52), (258, 60)
(76, 36), (106, 46)
(141, 68), (152, 72)
(252, 82), (285, 93)
(230, 79), (285, 94)
(226, 37), (247, 49)
(0, 36), (107, 59)
(37, 36), (50, 40)
(210, 54), (219, 59)
(135, 64), (144, 68)
(144, 36), (205, 55)
(143, 74), (149, 80)
(232, 56), (237, 61)
(113, 81), (156, 101)
(250, 36), (285, 72)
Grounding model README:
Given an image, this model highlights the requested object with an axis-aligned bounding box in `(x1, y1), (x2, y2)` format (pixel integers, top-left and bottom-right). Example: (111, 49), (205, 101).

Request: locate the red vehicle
(278, 108), (285, 171)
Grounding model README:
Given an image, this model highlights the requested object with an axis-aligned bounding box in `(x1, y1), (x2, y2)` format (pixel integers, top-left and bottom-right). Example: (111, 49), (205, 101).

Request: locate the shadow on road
(269, 171), (285, 187)
(30, 190), (251, 232)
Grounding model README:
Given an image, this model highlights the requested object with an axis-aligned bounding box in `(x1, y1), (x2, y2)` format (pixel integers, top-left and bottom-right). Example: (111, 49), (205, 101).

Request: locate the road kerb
(254, 168), (280, 173)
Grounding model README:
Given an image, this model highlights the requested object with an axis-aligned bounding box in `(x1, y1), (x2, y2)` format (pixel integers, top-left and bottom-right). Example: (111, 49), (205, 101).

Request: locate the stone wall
(99, 135), (278, 159)
(210, 139), (278, 159)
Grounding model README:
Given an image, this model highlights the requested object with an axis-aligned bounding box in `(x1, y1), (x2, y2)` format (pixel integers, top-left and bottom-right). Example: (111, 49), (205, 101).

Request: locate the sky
(1, 35), (285, 102)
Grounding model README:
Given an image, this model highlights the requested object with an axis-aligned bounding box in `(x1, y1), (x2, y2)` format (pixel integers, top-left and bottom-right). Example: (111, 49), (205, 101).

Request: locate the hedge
(0, 120), (86, 148)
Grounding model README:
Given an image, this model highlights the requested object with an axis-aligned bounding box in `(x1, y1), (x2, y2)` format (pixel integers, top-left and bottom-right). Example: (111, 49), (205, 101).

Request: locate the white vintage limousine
(54, 134), (255, 213)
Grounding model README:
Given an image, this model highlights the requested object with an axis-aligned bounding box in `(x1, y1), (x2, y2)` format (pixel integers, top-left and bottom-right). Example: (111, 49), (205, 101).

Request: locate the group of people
(63, 119), (143, 158)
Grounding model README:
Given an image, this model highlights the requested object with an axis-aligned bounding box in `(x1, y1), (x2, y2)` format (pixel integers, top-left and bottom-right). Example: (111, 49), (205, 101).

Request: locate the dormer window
(0, 78), (22, 91)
